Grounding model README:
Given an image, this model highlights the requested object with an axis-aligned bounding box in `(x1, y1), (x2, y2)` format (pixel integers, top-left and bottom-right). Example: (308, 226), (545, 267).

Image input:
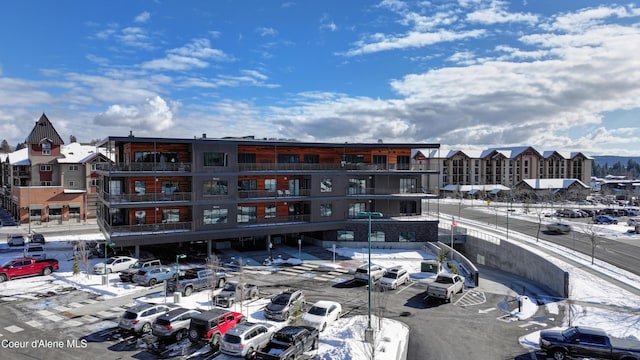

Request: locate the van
(24, 244), (46, 259)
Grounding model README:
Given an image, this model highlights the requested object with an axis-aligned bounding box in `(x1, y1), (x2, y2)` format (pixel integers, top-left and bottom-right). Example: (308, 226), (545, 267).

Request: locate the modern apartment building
(0, 114), (107, 225)
(94, 135), (440, 253)
(414, 146), (593, 197)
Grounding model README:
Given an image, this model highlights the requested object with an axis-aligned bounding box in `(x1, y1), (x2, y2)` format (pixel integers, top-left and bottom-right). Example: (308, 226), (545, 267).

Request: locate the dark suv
(29, 233), (45, 245)
(263, 288), (306, 321)
(187, 309), (245, 350)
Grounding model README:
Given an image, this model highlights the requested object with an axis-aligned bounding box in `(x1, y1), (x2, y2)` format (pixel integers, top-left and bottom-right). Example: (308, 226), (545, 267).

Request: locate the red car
(187, 309), (245, 350)
(0, 258), (59, 282)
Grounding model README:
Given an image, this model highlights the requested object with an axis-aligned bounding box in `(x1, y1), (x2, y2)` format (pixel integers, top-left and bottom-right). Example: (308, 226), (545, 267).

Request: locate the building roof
(7, 148), (29, 166)
(519, 178), (590, 190)
(8, 142), (108, 165)
(25, 113), (65, 145)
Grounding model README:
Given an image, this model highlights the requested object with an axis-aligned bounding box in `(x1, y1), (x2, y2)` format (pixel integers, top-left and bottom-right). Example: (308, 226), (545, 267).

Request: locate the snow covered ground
(1, 199), (639, 359)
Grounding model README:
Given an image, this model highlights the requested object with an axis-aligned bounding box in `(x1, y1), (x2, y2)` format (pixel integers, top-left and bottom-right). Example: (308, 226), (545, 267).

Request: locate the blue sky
(1, 1), (639, 155)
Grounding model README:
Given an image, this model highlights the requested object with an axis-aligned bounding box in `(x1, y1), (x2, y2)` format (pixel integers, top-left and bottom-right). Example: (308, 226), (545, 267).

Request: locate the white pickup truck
(426, 273), (465, 303)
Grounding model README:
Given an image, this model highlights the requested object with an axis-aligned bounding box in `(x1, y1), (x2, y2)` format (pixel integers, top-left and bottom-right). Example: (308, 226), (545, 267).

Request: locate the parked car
(546, 222), (572, 234)
(301, 300), (342, 332)
(263, 288), (306, 321)
(213, 281), (260, 308)
(539, 326), (640, 360)
(23, 244), (47, 260)
(593, 215), (618, 224)
(0, 258), (59, 282)
(426, 273), (465, 303)
(166, 267), (227, 297)
(252, 326), (319, 360)
(93, 256), (138, 274)
(220, 322), (276, 358)
(187, 309), (245, 349)
(379, 267), (410, 290)
(119, 259), (162, 282)
(118, 302), (175, 336)
(353, 263), (386, 283)
(7, 234), (26, 247)
(627, 218), (639, 226)
(132, 265), (178, 286)
(152, 307), (201, 342)
(29, 233), (45, 244)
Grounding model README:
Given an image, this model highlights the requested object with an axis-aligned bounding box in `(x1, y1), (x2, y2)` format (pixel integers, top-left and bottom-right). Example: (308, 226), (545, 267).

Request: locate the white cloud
(256, 27), (278, 37)
(142, 38), (233, 71)
(466, 1), (538, 25)
(94, 96), (174, 132)
(134, 11), (151, 24)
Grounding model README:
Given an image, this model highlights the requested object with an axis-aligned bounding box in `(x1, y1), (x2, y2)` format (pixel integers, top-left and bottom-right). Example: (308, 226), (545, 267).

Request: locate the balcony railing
(99, 220), (193, 234)
(104, 192), (192, 203)
(97, 162), (192, 172)
(238, 189), (311, 198)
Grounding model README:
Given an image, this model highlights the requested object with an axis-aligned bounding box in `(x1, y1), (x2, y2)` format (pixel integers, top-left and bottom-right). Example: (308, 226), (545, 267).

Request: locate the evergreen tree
(69, 135), (77, 143)
(15, 142), (26, 150)
(73, 256), (81, 276)
(1, 139), (11, 152)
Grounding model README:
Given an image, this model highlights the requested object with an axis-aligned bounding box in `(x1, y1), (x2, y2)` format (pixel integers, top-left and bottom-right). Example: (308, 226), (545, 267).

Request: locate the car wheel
(141, 322), (151, 334)
(320, 322), (326, 332)
(183, 286), (193, 297)
(312, 337), (319, 350)
(551, 349), (567, 360)
(210, 333), (222, 350)
(283, 311), (290, 320)
(148, 278), (157, 286)
(244, 348), (254, 360)
(0, 274), (6, 283)
(175, 329), (184, 341)
(227, 299), (234, 308)
(42, 267), (52, 276)
(108, 268), (113, 273)
(250, 290), (258, 299)
(188, 328), (199, 343)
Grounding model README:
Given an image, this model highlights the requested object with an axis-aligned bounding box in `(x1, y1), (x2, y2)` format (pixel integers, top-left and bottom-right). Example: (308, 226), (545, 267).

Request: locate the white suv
(379, 267), (409, 290)
(93, 256), (138, 274)
(24, 244), (47, 259)
(353, 263), (386, 283)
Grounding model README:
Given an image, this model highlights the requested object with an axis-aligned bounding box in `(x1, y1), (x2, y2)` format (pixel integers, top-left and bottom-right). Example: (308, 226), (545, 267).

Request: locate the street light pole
(357, 211), (383, 343)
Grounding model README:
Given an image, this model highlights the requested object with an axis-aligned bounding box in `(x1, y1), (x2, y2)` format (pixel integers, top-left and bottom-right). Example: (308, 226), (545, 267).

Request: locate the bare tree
(533, 206), (545, 243)
(207, 254), (223, 309)
(584, 224), (602, 265)
(73, 240), (92, 278)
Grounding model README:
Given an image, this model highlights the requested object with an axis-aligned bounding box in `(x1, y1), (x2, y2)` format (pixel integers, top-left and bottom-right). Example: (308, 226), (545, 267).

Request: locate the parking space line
(4, 325), (24, 333)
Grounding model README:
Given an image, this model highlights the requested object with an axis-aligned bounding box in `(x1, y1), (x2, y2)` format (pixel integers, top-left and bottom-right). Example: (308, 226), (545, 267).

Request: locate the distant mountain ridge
(592, 156), (640, 166)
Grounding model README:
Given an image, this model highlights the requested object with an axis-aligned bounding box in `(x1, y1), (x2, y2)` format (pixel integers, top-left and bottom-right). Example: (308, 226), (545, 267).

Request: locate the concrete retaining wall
(460, 231), (569, 298)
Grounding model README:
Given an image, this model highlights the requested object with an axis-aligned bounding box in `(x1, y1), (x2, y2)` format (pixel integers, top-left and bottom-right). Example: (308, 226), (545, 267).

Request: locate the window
(204, 208), (228, 224)
(41, 143), (51, 155)
(348, 178), (366, 195)
(238, 153), (256, 163)
(162, 209), (180, 223)
(348, 202), (366, 217)
(204, 152), (228, 167)
(344, 154), (364, 164)
(265, 205), (276, 218)
(373, 155), (387, 165)
(40, 181), (52, 186)
(277, 154), (299, 163)
(238, 179), (257, 191)
(264, 179), (276, 192)
(304, 154), (319, 163)
(161, 181), (178, 194)
(370, 231), (385, 242)
(204, 180), (228, 195)
(400, 201), (417, 215)
(237, 206), (257, 223)
(396, 155), (410, 170)
(90, 164), (97, 171)
(40, 165), (52, 171)
(399, 232), (416, 242)
(135, 181), (146, 194)
(337, 231), (354, 241)
(68, 180), (78, 188)
(320, 178), (332, 193)
(400, 178), (417, 194)
(68, 165), (79, 171)
(320, 203), (332, 217)
(135, 211), (146, 224)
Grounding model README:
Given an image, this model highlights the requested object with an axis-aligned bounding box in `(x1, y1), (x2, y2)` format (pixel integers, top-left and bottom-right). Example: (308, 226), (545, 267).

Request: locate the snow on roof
(7, 147), (29, 166)
(520, 178), (589, 190)
(57, 142), (99, 163)
(441, 184), (511, 192)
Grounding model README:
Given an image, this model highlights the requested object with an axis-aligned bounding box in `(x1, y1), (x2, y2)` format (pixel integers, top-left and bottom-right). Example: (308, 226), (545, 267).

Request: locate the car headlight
(540, 338), (550, 347)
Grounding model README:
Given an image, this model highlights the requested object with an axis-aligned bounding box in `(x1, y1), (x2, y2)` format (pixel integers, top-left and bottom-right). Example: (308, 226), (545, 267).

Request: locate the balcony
(238, 189), (311, 198)
(97, 162), (192, 172)
(99, 220), (193, 235)
(104, 192), (192, 203)
(237, 163), (433, 172)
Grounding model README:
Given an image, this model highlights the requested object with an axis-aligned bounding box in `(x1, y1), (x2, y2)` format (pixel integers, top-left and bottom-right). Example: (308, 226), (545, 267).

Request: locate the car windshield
(223, 282), (236, 291)
(223, 334), (241, 344)
(561, 327), (578, 339)
(1, 260), (13, 268)
(271, 294), (291, 305)
(383, 272), (398, 279)
(105, 258), (116, 264)
(307, 306), (328, 316)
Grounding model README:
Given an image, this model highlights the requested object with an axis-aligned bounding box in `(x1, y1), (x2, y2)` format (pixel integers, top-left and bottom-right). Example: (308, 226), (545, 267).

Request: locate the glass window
(320, 178), (332, 193)
(348, 202), (366, 217)
(237, 206), (257, 223)
(265, 205), (276, 218)
(304, 154), (319, 163)
(320, 203), (332, 217)
(162, 209), (179, 223)
(162, 181), (178, 194)
(40, 165), (52, 171)
(41, 142), (51, 155)
(337, 231), (354, 241)
(277, 154), (299, 163)
(348, 178), (366, 195)
(204, 208), (228, 224)
(399, 232), (416, 242)
(400, 178), (417, 194)
(204, 152), (227, 167)
(68, 180), (78, 188)
(68, 165), (79, 171)
(264, 179), (276, 192)
(204, 180), (228, 195)
(238, 179), (257, 191)
(238, 153), (256, 163)
(370, 231), (385, 242)
(135, 210), (146, 224)
(135, 181), (146, 194)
